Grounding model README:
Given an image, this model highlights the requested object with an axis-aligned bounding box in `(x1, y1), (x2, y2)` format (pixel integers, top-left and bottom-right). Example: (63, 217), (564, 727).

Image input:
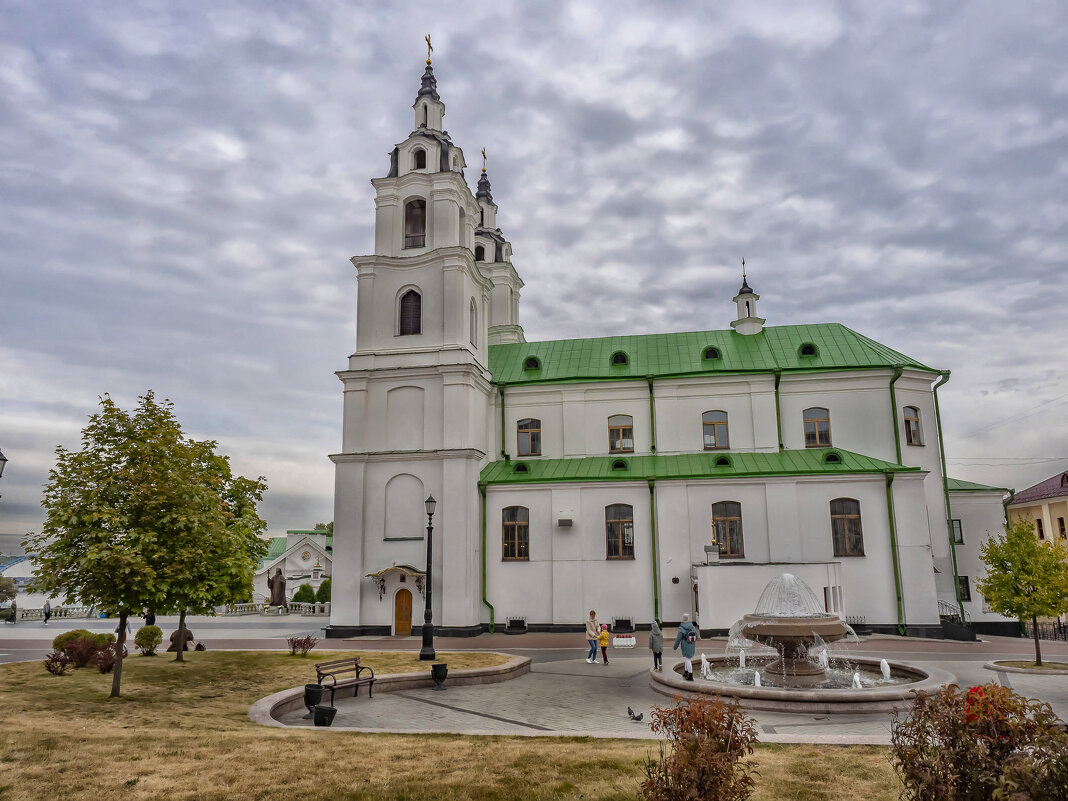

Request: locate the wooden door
(394, 589), (412, 636)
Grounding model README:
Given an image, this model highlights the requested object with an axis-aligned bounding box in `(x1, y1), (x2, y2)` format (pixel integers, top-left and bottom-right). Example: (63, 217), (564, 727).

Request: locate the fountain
(649, 572), (955, 713)
(734, 573), (851, 687)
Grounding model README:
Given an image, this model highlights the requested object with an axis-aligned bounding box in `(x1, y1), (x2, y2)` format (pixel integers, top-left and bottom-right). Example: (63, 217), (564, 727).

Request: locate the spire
(417, 64), (439, 102)
(738, 257), (754, 295)
(731, 258), (764, 335)
(476, 149), (493, 203)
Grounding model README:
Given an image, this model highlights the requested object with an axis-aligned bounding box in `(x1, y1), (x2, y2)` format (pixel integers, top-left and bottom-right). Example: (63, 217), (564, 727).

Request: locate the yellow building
(1007, 470), (1068, 543)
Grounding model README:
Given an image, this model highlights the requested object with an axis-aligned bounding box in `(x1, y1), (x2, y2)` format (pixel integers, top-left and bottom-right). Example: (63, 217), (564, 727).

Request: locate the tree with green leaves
(24, 392), (267, 695)
(0, 576), (15, 604)
(313, 521), (333, 535)
(977, 518), (1068, 666)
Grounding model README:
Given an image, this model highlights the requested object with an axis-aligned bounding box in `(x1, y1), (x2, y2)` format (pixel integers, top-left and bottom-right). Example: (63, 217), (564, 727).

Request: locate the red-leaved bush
(43, 650), (71, 676)
(891, 682), (1066, 801)
(641, 695), (758, 801)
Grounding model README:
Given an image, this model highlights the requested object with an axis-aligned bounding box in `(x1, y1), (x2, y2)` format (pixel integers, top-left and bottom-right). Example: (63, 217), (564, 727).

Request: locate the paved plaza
(5, 616), (1067, 744)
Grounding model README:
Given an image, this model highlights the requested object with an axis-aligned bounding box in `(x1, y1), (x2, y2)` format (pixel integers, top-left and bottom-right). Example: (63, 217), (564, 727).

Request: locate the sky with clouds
(2, 1), (1067, 550)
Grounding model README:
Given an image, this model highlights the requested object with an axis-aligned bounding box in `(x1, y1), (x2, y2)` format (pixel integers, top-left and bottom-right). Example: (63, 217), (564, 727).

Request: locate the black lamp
(419, 494), (437, 661)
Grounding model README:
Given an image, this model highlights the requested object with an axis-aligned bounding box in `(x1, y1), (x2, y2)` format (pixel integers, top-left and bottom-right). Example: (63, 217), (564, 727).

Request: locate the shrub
(891, 683), (1063, 801)
(62, 637), (101, 668)
(91, 644), (117, 674)
(315, 579), (331, 603)
(134, 625), (162, 656)
(43, 651), (71, 676)
(291, 584), (315, 604)
(287, 635), (319, 657)
(92, 632), (116, 648)
(0, 607), (13, 622)
(996, 725), (1068, 801)
(52, 629), (94, 651)
(640, 695), (758, 801)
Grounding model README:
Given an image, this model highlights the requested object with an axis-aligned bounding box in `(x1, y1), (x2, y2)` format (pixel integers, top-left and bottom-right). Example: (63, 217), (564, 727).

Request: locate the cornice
(330, 447), (486, 464)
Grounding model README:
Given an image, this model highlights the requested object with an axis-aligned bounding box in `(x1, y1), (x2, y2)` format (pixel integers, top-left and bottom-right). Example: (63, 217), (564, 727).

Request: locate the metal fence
(1021, 620), (1068, 642)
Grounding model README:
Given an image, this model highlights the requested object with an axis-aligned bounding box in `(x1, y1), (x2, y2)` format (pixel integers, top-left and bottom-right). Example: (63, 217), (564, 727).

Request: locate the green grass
(0, 650), (900, 800)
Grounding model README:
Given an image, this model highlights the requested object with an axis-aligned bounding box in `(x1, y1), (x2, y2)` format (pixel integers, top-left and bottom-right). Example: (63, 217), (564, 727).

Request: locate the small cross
(742, 257), (746, 281)
(425, 34), (433, 65)
(481, 147), (487, 172)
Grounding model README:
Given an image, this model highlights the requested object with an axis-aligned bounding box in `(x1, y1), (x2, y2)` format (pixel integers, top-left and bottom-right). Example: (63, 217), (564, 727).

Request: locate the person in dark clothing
(649, 620), (664, 672)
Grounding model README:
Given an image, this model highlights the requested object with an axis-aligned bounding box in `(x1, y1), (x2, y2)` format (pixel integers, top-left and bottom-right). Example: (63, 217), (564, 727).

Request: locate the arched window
(523, 356), (540, 371)
(605, 504), (635, 559)
(517, 418), (541, 456)
(474, 244), (485, 261)
(611, 351), (628, 366)
(830, 498), (864, 556)
(703, 346), (721, 360)
(469, 298), (477, 346)
(711, 501), (743, 558)
(904, 406), (923, 446)
(502, 506), (529, 561)
(398, 289), (421, 336)
(612, 459), (628, 471)
(799, 343), (818, 357)
(421, 105), (428, 127)
(702, 411), (729, 450)
(803, 407), (831, 447)
(404, 199), (426, 249)
(412, 148), (427, 169)
(608, 414), (634, 453)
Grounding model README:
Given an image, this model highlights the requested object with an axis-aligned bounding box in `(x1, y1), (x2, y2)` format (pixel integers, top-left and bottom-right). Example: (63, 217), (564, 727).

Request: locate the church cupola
(730, 259), (765, 335)
(475, 156), (498, 230)
(413, 37), (445, 131)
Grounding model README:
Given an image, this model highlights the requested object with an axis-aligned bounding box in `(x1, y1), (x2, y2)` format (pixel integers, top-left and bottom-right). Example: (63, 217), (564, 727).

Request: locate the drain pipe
(889, 366), (904, 464)
(932, 370), (966, 622)
(479, 483), (495, 632)
(648, 479), (661, 623)
(885, 471), (907, 635)
(498, 383), (508, 460)
(646, 377), (657, 453)
(773, 369), (784, 451)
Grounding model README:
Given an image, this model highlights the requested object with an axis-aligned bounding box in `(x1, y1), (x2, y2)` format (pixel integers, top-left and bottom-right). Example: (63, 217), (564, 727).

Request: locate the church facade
(325, 58), (1012, 639)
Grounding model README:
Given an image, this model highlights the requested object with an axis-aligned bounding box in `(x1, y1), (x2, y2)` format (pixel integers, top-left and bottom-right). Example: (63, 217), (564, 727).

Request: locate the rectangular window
(702, 411), (729, 450)
(1037, 519), (1045, 540)
(958, 576), (971, 602)
(830, 498), (865, 556)
(951, 519), (964, 544)
(605, 504), (635, 559)
(502, 506), (529, 561)
(904, 407), (923, 446)
(803, 408), (832, 447)
(1059, 517), (1066, 539)
(517, 419), (541, 457)
(711, 501), (744, 557)
(608, 415), (634, 454)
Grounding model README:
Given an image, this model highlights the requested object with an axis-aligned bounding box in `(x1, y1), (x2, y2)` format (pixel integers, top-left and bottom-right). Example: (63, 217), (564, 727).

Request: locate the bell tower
(473, 152), (525, 345)
(328, 46), (494, 638)
(730, 259), (765, 336)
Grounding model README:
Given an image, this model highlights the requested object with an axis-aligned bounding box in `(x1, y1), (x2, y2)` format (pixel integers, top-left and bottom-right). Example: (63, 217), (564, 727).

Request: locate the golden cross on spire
(425, 34), (433, 65)
(481, 147), (487, 173)
(742, 257), (747, 281)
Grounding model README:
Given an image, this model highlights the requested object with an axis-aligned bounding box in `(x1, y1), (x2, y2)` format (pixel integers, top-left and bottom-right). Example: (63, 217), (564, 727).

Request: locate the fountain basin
(738, 613), (850, 687)
(651, 655), (954, 714)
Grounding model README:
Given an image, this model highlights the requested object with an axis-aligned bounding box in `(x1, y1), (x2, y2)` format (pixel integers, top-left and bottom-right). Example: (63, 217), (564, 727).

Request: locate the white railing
(218, 603), (263, 616)
(287, 602), (330, 616)
(14, 606), (96, 620)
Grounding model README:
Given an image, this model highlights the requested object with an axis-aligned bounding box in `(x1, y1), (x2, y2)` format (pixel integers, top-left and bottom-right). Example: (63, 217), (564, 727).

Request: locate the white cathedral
(325, 57), (1013, 640)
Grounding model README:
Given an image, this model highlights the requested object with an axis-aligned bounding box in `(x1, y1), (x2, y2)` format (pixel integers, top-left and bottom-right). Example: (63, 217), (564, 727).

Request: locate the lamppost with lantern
(419, 494), (437, 661)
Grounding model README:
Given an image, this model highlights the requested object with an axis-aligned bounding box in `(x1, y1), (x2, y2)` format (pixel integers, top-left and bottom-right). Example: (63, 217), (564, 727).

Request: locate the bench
(315, 657), (376, 705)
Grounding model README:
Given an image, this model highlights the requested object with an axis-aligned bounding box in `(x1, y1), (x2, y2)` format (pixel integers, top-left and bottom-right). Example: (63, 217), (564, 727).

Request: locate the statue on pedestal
(268, 568), (288, 611)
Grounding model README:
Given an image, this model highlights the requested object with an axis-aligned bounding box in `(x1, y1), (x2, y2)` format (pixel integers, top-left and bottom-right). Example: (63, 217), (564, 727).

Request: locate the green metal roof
(488, 323), (937, 385)
(480, 448), (920, 486)
(946, 477), (1010, 493)
(258, 534), (333, 570)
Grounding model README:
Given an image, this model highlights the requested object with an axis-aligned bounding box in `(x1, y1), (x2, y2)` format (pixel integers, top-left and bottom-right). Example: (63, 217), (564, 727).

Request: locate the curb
(984, 661), (1068, 676)
(248, 652), (531, 728)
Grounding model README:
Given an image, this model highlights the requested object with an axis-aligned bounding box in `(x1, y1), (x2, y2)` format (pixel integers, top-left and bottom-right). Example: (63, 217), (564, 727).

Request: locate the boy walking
(598, 623), (610, 665)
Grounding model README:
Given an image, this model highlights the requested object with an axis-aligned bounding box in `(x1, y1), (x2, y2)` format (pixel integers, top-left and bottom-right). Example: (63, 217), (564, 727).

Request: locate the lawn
(994, 660), (1068, 670)
(0, 650), (900, 800)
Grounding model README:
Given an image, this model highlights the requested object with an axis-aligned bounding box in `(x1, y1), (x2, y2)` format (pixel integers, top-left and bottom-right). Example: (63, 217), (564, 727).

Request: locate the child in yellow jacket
(598, 624), (610, 665)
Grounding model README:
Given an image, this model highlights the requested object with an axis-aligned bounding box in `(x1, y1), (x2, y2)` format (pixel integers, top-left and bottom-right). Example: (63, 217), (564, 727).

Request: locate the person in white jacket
(584, 610), (600, 663)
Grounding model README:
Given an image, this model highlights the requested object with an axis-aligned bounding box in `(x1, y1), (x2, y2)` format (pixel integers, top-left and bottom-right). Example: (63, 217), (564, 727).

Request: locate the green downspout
(646, 377), (657, 453)
(885, 472), (907, 635)
(498, 383), (508, 459)
(773, 369), (783, 451)
(889, 366), (904, 464)
(479, 483), (495, 632)
(933, 370), (966, 622)
(648, 479), (661, 624)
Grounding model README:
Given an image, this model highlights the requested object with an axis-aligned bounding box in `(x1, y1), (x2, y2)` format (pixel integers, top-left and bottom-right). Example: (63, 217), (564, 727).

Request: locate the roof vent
(612, 459), (628, 471)
(1062, 472), (1068, 487)
(703, 346), (721, 360)
(524, 356), (540, 371)
(514, 463), (529, 473)
(714, 456), (731, 467)
(611, 351), (628, 366)
(824, 451), (842, 464)
(799, 343), (818, 357)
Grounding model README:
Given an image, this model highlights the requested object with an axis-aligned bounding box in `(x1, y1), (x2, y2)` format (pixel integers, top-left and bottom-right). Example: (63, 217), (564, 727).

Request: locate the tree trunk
(175, 609), (187, 663)
(1033, 614), (1042, 666)
(110, 611), (127, 698)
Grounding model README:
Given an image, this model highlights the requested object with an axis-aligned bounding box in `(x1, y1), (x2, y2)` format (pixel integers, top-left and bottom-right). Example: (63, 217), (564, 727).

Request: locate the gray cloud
(2, 1), (1067, 545)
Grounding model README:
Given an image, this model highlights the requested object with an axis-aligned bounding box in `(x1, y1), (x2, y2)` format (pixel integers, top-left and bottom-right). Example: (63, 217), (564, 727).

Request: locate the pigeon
(627, 706), (635, 719)
(627, 707), (644, 722)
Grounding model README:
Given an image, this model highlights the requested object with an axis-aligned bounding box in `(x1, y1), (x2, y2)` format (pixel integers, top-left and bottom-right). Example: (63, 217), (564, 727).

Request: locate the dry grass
(0, 650), (899, 800)
(994, 660), (1068, 670)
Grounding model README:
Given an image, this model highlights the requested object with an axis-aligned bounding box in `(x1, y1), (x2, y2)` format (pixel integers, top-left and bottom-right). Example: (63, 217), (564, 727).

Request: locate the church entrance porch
(394, 589), (412, 635)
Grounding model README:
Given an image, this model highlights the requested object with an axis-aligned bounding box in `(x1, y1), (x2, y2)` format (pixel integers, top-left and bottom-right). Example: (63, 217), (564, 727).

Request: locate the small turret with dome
(730, 259), (765, 335)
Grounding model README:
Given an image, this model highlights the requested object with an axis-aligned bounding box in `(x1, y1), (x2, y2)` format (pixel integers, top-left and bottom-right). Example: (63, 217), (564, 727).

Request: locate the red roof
(1011, 471), (1068, 505)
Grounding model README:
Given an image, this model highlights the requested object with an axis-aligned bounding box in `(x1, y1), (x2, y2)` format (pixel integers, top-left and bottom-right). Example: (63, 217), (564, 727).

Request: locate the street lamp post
(0, 447), (7, 500)
(419, 494), (437, 661)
